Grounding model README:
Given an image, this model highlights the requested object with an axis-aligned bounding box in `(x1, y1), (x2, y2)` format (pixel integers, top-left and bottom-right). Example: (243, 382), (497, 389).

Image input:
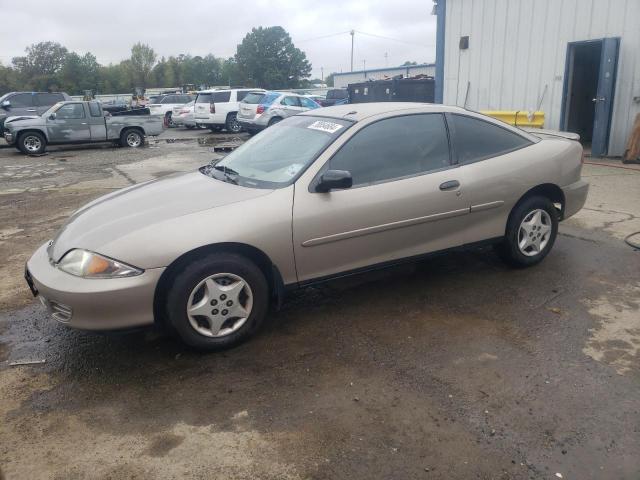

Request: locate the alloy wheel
(126, 132), (142, 147)
(186, 273), (253, 337)
(23, 135), (42, 153)
(518, 209), (552, 256)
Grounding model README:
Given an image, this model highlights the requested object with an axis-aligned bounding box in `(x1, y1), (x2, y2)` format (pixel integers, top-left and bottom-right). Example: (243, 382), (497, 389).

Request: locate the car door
(6, 93), (37, 117)
(87, 101), (107, 140)
(445, 113), (537, 243)
(292, 113), (471, 282)
(47, 103), (91, 142)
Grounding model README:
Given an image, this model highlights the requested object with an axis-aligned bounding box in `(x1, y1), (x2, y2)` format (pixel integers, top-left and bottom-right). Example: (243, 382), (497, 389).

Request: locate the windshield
(201, 115), (353, 189)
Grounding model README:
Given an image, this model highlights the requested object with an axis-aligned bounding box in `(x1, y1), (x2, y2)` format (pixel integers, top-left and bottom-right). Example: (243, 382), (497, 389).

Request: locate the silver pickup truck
(3, 100), (164, 154)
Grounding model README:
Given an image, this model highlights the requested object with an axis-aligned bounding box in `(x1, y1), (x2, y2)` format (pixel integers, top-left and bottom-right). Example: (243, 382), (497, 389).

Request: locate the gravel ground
(0, 130), (639, 480)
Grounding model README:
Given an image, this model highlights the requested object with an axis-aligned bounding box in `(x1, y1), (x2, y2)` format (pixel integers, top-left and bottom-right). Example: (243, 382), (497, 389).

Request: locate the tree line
(0, 26), (324, 96)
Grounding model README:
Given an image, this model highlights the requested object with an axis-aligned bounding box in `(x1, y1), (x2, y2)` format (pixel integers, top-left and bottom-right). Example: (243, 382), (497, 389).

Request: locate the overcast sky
(0, 0), (437, 79)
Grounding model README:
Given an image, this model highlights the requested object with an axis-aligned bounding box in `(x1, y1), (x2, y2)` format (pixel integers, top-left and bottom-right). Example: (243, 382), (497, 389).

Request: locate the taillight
(257, 104), (265, 114)
(210, 103), (215, 114)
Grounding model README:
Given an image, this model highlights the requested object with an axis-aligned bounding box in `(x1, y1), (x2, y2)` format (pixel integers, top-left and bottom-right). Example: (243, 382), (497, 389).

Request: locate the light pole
(350, 30), (355, 72)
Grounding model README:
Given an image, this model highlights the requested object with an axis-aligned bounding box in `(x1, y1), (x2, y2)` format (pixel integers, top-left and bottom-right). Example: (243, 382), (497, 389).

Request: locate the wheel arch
(17, 128), (49, 143)
(121, 125), (145, 137)
(153, 242), (285, 328)
(511, 183), (565, 223)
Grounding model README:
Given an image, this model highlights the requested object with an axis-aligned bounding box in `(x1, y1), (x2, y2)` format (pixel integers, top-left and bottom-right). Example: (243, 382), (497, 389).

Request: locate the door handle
(592, 97), (605, 102)
(439, 180), (460, 191)
(27, 109), (36, 112)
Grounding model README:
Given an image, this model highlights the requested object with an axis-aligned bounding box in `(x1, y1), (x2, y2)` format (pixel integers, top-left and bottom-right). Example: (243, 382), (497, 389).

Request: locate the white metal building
(333, 64), (435, 88)
(433, 0), (640, 156)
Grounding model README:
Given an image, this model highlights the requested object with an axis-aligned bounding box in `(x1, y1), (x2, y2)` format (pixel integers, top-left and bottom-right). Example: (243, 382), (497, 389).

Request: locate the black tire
(495, 196), (559, 268)
(165, 253), (269, 351)
(247, 128), (258, 136)
(164, 112), (173, 127)
(120, 128), (143, 148)
(17, 131), (46, 155)
(225, 113), (242, 133)
(186, 124), (195, 130)
(268, 117), (282, 127)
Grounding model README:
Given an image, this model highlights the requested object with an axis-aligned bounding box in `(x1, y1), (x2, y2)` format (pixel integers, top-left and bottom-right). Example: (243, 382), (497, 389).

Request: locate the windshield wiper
(212, 164), (239, 184)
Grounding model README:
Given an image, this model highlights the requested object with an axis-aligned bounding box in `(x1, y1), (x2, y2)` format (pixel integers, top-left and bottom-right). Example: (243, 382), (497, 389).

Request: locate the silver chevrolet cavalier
(25, 103), (588, 350)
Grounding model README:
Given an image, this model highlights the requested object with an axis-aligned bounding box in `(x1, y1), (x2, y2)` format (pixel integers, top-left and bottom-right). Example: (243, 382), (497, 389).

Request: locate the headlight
(57, 249), (143, 278)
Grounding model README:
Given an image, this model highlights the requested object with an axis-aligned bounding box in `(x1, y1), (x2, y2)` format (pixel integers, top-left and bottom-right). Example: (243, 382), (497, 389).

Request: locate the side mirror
(48, 113), (57, 120)
(1, 100), (10, 109)
(315, 170), (353, 192)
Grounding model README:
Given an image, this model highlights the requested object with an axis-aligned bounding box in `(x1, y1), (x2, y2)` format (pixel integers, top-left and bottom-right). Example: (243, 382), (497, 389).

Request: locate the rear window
(242, 93), (265, 104)
(236, 91), (254, 101)
(261, 92), (280, 106)
(196, 93), (212, 104)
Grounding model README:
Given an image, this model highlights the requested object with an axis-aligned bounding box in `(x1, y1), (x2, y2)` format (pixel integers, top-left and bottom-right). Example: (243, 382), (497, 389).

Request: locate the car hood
(50, 170), (273, 262)
(5, 115), (42, 126)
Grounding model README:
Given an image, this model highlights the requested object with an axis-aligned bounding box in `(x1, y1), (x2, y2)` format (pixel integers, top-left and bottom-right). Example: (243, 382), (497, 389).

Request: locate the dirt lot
(1, 130), (639, 479)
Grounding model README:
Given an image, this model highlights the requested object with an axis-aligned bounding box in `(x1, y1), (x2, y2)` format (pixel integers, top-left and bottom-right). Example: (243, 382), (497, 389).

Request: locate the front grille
(48, 300), (72, 323)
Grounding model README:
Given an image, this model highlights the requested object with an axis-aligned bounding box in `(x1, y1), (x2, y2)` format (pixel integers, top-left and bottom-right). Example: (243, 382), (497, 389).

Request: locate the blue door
(591, 37), (620, 157)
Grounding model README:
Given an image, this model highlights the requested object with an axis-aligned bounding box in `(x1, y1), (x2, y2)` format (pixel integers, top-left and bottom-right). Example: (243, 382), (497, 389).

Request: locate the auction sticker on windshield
(307, 120), (344, 134)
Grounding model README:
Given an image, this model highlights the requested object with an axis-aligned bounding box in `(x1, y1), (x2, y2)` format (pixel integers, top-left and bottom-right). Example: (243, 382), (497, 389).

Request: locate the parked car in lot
(194, 89), (265, 133)
(0, 91), (71, 135)
(237, 91), (321, 133)
(25, 103), (588, 350)
(171, 101), (197, 129)
(147, 93), (194, 127)
(319, 88), (348, 107)
(4, 100), (163, 154)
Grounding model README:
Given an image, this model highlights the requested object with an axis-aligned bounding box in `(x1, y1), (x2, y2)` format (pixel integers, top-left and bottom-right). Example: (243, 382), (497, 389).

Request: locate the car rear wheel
(268, 117), (282, 127)
(165, 253), (269, 350)
(495, 196), (558, 268)
(225, 113), (242, 133)
(18, 131), (46, 155)
(120, 129), (143, 148)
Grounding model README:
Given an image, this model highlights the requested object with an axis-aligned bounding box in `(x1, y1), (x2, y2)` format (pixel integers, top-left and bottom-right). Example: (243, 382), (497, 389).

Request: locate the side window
(449, 114), (532, 164)
(8, 93), (34, 108)
(282, 96), (300, 106)
(55, 103), (85, 119)
(88, 102), (102, 117)
(329, 114), (450, 187)
(212, 91), (231, 103)
(36, 93), (63, 107)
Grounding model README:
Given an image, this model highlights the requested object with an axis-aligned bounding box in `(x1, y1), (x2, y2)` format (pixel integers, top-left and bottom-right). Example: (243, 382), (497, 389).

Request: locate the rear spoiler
(521, 127), (580, 141)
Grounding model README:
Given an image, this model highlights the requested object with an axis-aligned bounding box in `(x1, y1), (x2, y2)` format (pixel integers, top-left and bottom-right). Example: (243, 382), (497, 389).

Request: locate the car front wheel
(18, 131), (46, 155)
(165, 253), (269, 350)
(495, 196), (558, 268)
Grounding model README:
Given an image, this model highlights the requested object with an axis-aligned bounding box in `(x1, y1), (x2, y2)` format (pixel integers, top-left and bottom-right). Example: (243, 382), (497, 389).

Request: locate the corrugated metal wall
(443, 0), (640, 156)
(334, 65), (435, 88)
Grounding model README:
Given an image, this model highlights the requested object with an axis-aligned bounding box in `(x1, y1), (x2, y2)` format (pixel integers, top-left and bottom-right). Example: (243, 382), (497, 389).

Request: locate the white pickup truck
(194, 88), (265, 133)
(3, 100), (164, 154)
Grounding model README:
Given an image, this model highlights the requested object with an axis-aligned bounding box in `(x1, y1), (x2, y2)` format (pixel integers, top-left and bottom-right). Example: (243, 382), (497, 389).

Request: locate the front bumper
(562, 179), (589, 219)
(26, 242), (165, 330)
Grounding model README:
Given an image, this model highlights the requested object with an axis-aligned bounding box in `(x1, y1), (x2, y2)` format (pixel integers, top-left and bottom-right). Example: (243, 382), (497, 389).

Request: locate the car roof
(196, 88), (265, 94)
(300, 102), (541, 142)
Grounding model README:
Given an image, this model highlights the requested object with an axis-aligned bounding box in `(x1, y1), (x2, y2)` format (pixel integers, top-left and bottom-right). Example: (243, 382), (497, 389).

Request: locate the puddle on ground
(582, 282), (640, 375)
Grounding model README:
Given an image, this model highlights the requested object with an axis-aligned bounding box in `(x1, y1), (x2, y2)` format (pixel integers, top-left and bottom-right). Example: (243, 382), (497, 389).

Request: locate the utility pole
(321, 66), (324, 82)
(384, 52), (388, 67)
(363, 60), (366, 71)
(350, 30), (355, 72)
